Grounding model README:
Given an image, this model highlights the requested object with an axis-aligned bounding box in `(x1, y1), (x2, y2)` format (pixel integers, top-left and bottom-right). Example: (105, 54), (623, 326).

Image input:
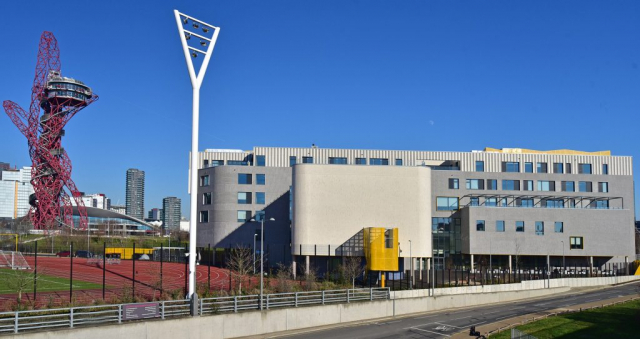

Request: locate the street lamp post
(174, 9), (221, 299)
(253, 234), (257, 275)
(561, 240), (565, 277)
(252, 214), (275, 310)
(409, 240), (412, 289)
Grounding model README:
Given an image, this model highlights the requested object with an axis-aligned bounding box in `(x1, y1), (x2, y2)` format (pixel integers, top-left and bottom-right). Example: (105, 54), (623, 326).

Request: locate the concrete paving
(256, 282), (640, 339)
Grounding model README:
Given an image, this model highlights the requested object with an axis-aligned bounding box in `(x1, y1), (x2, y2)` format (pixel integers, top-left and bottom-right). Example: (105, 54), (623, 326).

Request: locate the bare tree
(300, 264), (318, 291)
(4, 268), (45, 303)
(227, 246), (253, 295)
(341, 256), (364, 289)
(274, 263), (295, 293)
(514, 239), (524, 269)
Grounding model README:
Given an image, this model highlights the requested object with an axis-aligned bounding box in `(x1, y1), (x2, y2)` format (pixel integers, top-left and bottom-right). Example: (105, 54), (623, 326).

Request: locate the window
(554, 222), (563, 233)
(502, 162), (520, 172)
(578, 163), (592, 174)
(553, 163), (563, 174)
(566, 163), (572, 174)
(602, 164), (608, 175)
(384, 229), (394, 248)
(561, 181), (575, 192)
(579, 181), (592, 192)
(546, 199), (564, 208)
(237, 192), (252, 204)
(370, 158), (389, 165)
(302, 156), (314, 164)
(516, 221), (525, 232)
(211, 160), (224, 167)
(227, 160), (248, 166)
(500, 198), (508, 207)
(256, 155), (266, 167)
(238, 173), (252, 185)
(537, 162), (548, 173)
(502, 180), (520, 191)
(537, 180), (555, 191)
(517, 198), (534, 207)
(487, 179), (497, 190)
(256, 192), (265, 205)
(598, 182), (609, 193)
(256, 174), (265, 185)
(237, 210), (251, 222)
(475, 161), (484, 172)
(570, 236), (583, 250)
(203, 160), (209, 168)
(486, 197), (497, 206)
(466, 179), (484, 190)
(436, 197), (459, 211)
(524, 162), (533, 173)
(355, 158), (366, 165)
(395, 159), (403, 166)
(595, 200), (609, 209)
(329, 157), (347, 165)
(476, 220), (485, 231)
(523, 180), (534, 191)
(470, 197), (480, 206)
(289, 156), (297, 167)
(496, 220), (505, 232)
(202, 192), (211, 205)
(448, 178), (459, 189)
(200, 175), (210, 187)
(535, 221), (544, 235)
(199, 211), (209, 223)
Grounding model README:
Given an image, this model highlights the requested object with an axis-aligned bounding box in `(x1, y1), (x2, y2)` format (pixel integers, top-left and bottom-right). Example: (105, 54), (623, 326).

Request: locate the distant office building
(148, 208), (161, 221)
(162, 197), (181, 232)
(180, 218), (189, 232)
(0, 166), (34, 219)
(72, 193), (111, 210)
(0, 162), (10, 179)
(125, 168), (145, 219)
(110, 205), (126, 215)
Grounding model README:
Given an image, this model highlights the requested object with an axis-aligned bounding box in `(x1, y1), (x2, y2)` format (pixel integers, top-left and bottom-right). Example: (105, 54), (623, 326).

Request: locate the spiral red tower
(3, 31), (98, 230)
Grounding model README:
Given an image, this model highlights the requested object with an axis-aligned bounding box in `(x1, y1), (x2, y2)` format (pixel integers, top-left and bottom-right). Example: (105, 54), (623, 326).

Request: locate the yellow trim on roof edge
(484, 148), (611, 156)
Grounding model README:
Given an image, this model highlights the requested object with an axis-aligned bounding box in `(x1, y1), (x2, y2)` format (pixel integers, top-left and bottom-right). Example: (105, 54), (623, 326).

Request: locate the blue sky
(1, 1), (639, 218)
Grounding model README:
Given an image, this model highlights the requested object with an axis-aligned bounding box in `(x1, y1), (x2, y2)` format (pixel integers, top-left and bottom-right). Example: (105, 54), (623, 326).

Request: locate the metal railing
(0, 288), (389, 335)
(200, 288), (389, 314)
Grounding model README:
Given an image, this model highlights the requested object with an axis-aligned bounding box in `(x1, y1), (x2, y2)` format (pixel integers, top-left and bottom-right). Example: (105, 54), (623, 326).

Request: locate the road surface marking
(409, 327), (451, 337)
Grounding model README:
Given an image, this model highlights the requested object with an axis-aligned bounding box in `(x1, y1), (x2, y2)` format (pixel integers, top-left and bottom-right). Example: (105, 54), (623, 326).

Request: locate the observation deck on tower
(43, 70), (92, 107)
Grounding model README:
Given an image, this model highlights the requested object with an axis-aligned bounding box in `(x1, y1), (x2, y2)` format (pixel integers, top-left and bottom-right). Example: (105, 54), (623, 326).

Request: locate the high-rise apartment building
(0, 166), (34, 219)
(162, 197), (181, 233)
(125, 168), (145, 220)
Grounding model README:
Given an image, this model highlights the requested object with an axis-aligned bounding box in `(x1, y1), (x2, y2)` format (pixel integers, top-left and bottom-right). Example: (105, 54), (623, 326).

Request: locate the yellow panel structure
(483, 147), (610, 156)
(105, 247), (153, 260)
(634, 260), (640, 276)
(363, 227), (398, 271)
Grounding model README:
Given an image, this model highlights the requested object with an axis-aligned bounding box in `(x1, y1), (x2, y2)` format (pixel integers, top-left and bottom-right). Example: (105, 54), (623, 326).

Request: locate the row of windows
(288, 156), (402, 166)
(237, 192), (266, 205)
(476, 220), (564, 235)
(449, 178), (608, 193)
(436, 196), (611, 210)
(477, 161), (607, 175)
(200, 210), (270, 223)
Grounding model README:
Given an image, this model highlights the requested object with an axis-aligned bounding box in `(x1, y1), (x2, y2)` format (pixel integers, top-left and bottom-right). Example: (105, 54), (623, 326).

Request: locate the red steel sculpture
(3, 31), (98, 230)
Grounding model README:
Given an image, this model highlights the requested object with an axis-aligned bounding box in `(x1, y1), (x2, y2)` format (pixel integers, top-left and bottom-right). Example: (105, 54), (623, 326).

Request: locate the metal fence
(511, 328), (537, 339)
(0, 288), (388, 335)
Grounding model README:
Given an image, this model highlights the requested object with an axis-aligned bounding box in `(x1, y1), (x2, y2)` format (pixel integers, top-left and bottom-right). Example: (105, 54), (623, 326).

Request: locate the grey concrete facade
(195, 146), (635, 267)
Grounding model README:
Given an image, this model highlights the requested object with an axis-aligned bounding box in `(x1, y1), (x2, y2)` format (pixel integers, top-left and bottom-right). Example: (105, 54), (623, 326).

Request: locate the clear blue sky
(1, 1), (639, 218)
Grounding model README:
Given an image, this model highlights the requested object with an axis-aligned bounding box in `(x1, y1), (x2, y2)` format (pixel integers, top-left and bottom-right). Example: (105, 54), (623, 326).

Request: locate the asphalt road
(279, 282), (640, 339)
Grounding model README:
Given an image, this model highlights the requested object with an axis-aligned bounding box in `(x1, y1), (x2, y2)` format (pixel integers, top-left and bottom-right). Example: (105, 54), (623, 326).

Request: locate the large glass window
(200, 175), (210, 187)
(476, 220), (485, 231)
(199, 211), (209, 223)
(523, 180), (534, 191)
(384, 229), (394, 248)
(537, 180), (555, 191)
(329, 157), (347, 164)
(466, 179), (484, 190)
(502, 180), (520, 190)
(570, 236), (583, 249)
(227, 160), (249, 166)
(516, 221), (525, 232)
(237, 210), (251, 222)
(487, 179), (497, 190)
(524, 162), (533, 173)
(602, 164), (608, 175)
(436, 197), (459, 211)
(578, 163), (592, 174)
(470, 197), (480, 206)
(517, 198), (534, 207)
(238, 173), (252, 185)
(256, 174), (265, 185)
(237, 192), (252, 204)
(256, 192), (265, 205)
(579, 181), (592, 192)
(561, 181), (575, 192)
(211, 160), (224, 167)
(546, 199), (564, 208)
(502, 162), (520, 172)
(535, 221), (544, 235)
(595, 200), (609, 209)
(598, 182), (609, 193)
(537, 162), (548, 173)
(302, 156), (314, 164)
(202, 192), (211, 205)
(370, 158), (389, 165)
(289, 156), (297, 167)
(496, 220), (505, 232)
(553, 163), (563, 174)
(500, 198), (508, 207)
(554, 221), (563, 233)
(475, 161), (484, 172)
(566, 163), (572, 174)
(355, 158), (366, 165)
(486, 197), (497, 206)
(256, 155), (266, 167)
(448, 178), (459, 189)
(395, 159), (403, 166)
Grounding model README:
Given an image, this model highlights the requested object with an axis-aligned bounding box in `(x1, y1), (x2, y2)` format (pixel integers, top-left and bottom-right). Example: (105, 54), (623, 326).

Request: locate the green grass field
(0, 268), (102, 294)
(491, 299), (640, 339)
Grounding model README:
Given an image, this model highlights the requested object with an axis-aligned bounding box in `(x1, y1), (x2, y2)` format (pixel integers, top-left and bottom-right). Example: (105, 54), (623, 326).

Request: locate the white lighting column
(174, 9), (221, 298)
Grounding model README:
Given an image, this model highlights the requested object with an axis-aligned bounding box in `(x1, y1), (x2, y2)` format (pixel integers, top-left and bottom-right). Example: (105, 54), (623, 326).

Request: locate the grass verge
(0, 268), (103, 293)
